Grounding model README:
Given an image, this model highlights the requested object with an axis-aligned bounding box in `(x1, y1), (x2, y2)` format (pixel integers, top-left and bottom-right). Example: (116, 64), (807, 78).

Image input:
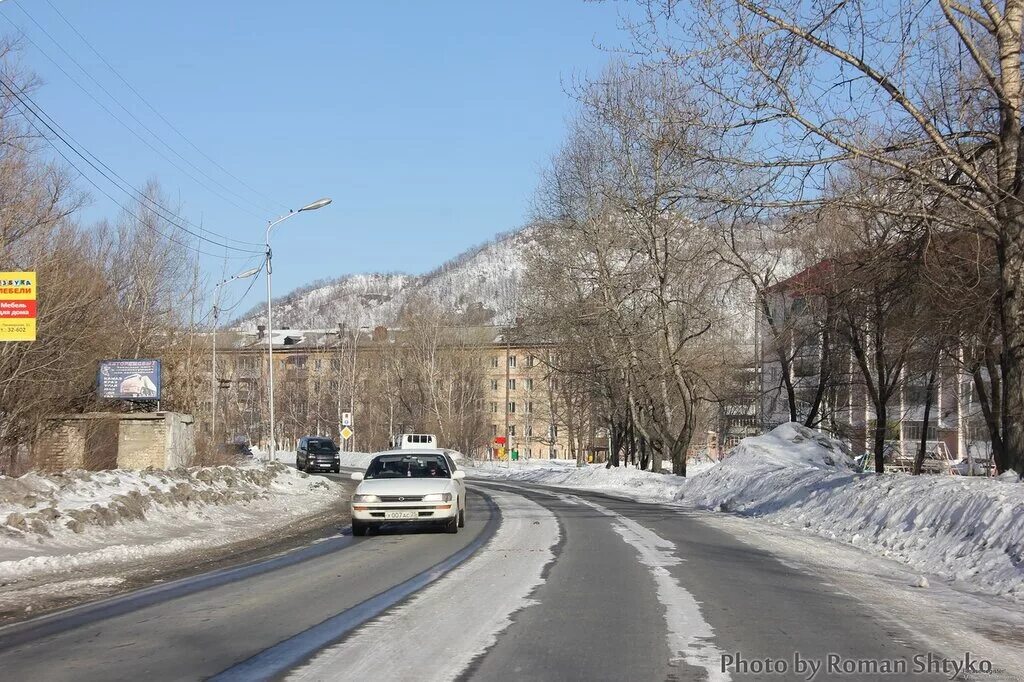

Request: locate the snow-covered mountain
(233, 229), (532, 331)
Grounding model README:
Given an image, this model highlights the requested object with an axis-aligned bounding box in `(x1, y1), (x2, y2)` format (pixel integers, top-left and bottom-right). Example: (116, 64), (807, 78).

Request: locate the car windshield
(307, 440), (338, 454)
(365, 455), (450, 479)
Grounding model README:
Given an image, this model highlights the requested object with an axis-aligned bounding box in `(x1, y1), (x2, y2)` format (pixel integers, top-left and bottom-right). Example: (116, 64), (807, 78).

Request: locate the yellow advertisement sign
(0, 271), (37, 341)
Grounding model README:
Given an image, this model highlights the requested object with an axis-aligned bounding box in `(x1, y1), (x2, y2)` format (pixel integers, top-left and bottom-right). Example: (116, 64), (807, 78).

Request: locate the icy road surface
(0, 474), (1021, 681)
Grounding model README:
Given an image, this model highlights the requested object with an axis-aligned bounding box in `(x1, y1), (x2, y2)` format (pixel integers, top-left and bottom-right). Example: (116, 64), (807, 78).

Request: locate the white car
(350, 450), (467, 536)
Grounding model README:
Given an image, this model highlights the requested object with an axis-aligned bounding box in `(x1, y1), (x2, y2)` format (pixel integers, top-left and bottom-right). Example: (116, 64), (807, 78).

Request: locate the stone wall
(33, 412), (195, 471)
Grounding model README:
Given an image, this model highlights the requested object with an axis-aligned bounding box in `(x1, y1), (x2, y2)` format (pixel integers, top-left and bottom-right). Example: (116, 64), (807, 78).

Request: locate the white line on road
(287, 488), (560, 682)
(567, 494), (731, 682)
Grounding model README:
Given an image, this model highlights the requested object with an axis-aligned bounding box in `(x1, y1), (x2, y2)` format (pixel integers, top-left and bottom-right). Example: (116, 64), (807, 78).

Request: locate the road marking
(287, 488), (559, 682)
(0, 533), (356, 652)
(568, 494), (731, 682)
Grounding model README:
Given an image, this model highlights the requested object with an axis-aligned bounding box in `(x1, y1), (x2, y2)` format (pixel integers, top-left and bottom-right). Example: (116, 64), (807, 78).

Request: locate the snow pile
(0, 463), (344, 582)
(336, 451), (377, 469)
(467, 458), (693, 504)
(683, 424), (1024, 598)
(467, 423), (1024, 600)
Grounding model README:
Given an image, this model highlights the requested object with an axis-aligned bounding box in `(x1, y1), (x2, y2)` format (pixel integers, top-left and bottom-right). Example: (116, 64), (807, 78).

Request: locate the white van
(390, 433), (438, 450)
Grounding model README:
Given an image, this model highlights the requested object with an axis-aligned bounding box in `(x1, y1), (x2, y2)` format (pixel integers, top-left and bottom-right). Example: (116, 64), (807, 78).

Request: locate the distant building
(208, 325), (579, 459)
(755, 261), (991, 470)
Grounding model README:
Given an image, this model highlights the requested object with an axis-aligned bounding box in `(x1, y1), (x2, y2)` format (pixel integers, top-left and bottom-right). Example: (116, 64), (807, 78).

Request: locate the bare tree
(630, 0), (1024, 474)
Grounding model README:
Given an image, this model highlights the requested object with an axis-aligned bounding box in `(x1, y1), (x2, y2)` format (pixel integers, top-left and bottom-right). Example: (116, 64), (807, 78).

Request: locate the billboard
(98, 359), (162, 400)
(0, 271), (36, 342)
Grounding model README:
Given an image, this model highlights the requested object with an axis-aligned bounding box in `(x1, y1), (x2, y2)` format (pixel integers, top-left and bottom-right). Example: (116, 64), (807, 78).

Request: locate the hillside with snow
(234, 229), (533, 331)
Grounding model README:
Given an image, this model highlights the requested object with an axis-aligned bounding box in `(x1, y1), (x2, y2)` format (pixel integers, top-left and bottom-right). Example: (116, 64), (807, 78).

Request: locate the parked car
(215, 442), (254, 460)
(349, 450), (466, 536)
(297, 436), (340, 473)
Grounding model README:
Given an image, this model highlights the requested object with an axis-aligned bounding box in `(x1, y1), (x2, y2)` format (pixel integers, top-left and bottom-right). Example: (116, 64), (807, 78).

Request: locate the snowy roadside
(0, 462), (349, 617)
(468, 423), (1024, 603)
(269, 448), (375, 470)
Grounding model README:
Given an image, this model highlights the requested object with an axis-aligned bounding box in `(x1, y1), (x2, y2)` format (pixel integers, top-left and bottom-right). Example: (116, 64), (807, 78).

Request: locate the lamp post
(265, 197), (332, 461)
(211, 266), (261, 448)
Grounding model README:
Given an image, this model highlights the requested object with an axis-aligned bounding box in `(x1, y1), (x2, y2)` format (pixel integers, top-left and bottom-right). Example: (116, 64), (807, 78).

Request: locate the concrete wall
(164, 412), (195, 468)
(34, 412), (195, 471)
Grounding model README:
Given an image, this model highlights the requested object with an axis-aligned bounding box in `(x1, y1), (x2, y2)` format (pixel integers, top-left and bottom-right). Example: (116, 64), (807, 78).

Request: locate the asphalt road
(0, 474), (1011, 681)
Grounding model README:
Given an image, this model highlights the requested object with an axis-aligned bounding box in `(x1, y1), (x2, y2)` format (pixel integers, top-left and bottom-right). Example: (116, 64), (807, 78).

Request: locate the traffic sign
(341, 426), (353, 440)
(342, 412), (352, 426)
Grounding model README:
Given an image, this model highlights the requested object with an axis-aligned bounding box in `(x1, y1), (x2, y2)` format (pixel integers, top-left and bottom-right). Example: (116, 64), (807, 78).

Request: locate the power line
(216, 262), (265, 319)
(1, 77), (264, 259)
(0, 6), (275, 221)
(8, 0), (280, 217)
(1, 77), (263, 251)
(40, 0), (290, 214)
(0, 76), (264, 254)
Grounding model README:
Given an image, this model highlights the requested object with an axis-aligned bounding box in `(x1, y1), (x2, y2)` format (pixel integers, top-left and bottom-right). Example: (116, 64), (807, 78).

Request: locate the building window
(491, 424), (498, 437)
(508, 401), (516, 413)
(527, 401), (533, 414)
(508, 378), (516, 390)
(525, 424), (533, 437)
(525, 378), (534, 391)
(905, 421), (938, 441)
(491, 379), (499, 391)
(331, 359), (341, 370)
(508, 355), (517, 369)
(509, 425), (516, 437)
(490, 356), (500, 368)
(490, 402), (499, 413)
(329, 380), (339, 390)
(314, 380), (321, 392)
(526, 355), (535, 368)
(314, 359), (322, 370)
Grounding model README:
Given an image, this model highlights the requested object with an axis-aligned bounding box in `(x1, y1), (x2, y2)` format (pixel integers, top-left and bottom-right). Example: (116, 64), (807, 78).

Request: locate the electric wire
(0, 7), (274, 222)
(0, 76), (265, 255)
(1, 77), (264, 260)
(39, 0), (290, 214)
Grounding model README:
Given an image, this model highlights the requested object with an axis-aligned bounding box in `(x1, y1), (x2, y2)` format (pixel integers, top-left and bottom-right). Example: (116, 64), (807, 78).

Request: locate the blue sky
(1, 0), (634, 315)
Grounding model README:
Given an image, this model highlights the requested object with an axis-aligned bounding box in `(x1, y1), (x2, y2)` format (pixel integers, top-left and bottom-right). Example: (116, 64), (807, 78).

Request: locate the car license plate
(384, 511), (417, 520)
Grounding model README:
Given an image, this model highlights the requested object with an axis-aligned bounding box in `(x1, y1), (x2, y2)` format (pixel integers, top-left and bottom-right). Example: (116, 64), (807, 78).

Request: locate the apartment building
(756, 262), (992, 469)
(210, 325), (578, 459)
(481, 344), (571, 459)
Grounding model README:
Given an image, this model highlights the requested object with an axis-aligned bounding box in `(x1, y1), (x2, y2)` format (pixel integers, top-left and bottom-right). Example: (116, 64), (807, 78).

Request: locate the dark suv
(297, 437), (340, 473)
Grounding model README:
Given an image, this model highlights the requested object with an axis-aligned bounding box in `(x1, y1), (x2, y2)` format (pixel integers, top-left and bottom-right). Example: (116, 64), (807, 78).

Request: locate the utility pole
(263, 197), (332, 461)
(505, 336), (511, 467)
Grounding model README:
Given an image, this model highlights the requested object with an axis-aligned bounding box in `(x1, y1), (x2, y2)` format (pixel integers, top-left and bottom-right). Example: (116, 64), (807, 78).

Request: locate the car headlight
(353, 494), (381, 503)
(422, 492), (453, 503)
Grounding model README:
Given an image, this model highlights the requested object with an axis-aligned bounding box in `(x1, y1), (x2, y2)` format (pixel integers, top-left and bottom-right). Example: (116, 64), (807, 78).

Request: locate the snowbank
(469, 423), (1024, 600)
(683, 424), (1024, 599)
(468, 458), (693, 504)
(0, 462), (345, 583)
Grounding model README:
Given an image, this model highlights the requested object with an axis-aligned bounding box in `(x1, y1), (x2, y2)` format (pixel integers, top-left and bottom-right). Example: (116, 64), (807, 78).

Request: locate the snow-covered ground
(470, 423), (1024, 602)
(465, 457), (714, 504)
(0, 462), (346, 613)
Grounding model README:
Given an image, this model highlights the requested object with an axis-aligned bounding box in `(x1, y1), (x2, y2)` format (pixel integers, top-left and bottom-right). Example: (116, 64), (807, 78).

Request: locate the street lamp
(211, 266), (261, 448)
(265, 197), (332, 461)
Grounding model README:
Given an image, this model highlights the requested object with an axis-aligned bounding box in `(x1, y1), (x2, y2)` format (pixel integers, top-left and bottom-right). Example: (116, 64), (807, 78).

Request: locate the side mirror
(350, 472), (364, 481)
(452, 470), (466, 480)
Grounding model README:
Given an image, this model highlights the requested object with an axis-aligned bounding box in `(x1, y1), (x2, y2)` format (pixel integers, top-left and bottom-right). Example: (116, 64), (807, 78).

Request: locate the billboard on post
(0, 271), (37, 342)
(98, 359), (162, 400)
